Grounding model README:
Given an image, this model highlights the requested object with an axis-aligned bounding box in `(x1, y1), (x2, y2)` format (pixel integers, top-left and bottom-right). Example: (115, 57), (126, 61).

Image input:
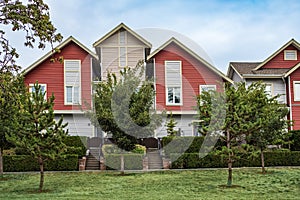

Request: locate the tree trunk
(120, 153), (125, 175)
(0, 147), (3, 175)
(260, 148), (266, 174)
(227, 130), (232, 187)
(38, 156), (44, 192)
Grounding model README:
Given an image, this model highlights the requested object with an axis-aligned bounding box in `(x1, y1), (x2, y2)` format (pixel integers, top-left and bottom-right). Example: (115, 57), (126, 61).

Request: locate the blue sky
(8, 0), (300, 73)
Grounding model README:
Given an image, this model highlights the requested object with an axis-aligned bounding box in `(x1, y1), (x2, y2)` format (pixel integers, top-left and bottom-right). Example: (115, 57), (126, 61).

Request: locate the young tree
(247, 96), (289, 174)
(197, 82), (277, 186)
(0, 73), (25, 174)
(7, 83), (68, 192)
(90, 62), (161, 172)
(0, 0), (62, 174)
(165, 112), (178, 137)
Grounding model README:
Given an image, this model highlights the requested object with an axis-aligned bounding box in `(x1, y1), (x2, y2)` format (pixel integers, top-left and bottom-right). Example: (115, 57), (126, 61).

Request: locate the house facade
(227, 39), (300, 130)
(23, 36), (98, 137)
(147, 38), (232, 137)
(22, 23), (233, 138)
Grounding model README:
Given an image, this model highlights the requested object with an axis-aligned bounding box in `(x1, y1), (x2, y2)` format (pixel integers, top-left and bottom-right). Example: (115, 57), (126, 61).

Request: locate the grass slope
(0, 168), (300, 200)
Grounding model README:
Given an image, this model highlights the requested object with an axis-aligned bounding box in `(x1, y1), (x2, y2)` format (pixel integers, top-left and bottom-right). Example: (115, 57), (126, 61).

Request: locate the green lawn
(1, 168), (300, 200)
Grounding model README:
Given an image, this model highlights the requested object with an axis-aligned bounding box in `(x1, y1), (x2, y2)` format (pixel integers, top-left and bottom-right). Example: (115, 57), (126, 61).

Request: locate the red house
(147, 37), (232, 137)
(227, 39), (300, 130)
(23, 36), (98, 137)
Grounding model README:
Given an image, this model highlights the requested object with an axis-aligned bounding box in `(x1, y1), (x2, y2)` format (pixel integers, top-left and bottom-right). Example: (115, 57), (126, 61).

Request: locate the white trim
(54, 110), (85, 114)
(284, 63), (300, 77)
(253, 39), (300, 70)
(165, 60), (183, 106)
(227, 64), (244, 80)
(29, 83), (47, 100)
(284, 50), (297, 60)
(147, 37), (233, 84)
(156, 110), (197, 115)
(199, 85), (217, 94)
(23, 36), (97, 76)
(119, 29), (127, 45)
(293, 81), (300, 101)
(289, 76), (293, 130)
(64, 59), (82, 105)
(93, 23), (152, 48)
(264, 82), (274, 97)
(153, 58), (157, 110)
(119, 47), (127, 67)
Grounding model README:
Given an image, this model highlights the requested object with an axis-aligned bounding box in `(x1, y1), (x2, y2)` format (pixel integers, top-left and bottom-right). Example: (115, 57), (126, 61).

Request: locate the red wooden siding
(24, 41), (92, 111)
(262, 45), (300, 69)
(154, 43), (224, 112)
(289, 67), (300, 130)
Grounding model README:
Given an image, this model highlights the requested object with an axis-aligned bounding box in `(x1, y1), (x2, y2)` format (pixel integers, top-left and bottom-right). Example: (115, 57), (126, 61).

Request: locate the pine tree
(166, 112), (178, 137)
(7, 82), (68, 192)
(196, 82), (286, 186)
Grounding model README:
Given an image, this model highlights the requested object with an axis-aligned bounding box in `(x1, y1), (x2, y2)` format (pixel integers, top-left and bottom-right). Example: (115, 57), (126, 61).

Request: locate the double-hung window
(294, 81), (300, 101)
(29, 83), (47, 100)
(165, 61), (182, 105)
(64, 60), (81, 105)
(199, 85), (216, 94)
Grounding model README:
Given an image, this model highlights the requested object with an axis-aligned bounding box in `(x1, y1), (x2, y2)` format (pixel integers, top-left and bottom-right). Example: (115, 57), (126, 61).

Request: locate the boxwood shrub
(170, 151), (300, 169)
(162, 136), (225, 157)
(105, 154), (143, 170)
(3, 155), (78, 172)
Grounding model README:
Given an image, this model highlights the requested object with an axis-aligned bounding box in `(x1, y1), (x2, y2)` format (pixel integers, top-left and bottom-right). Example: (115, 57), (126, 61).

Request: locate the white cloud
(6, 0), (300, 73)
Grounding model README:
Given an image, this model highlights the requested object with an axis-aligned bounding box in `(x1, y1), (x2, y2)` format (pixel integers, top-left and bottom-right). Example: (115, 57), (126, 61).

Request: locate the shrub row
(3, 155), (78, 172)
(170, 151), (300, 169)
(162, 136), (225, 157)
(105, 154), (143, 170)
(14, 136), (87, 158)
(63, 136), (87, 158)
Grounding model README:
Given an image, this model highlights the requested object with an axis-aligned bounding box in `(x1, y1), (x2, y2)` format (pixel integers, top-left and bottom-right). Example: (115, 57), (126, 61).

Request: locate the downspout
(288, 76), (293, 130)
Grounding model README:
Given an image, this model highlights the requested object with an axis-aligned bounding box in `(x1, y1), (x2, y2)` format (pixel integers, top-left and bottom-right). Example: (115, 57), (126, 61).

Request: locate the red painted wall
(24, 41), (92, 111)
(262, 45), (300, 69)
(154, 42), (225, 112)
(289, 67), (300, 130)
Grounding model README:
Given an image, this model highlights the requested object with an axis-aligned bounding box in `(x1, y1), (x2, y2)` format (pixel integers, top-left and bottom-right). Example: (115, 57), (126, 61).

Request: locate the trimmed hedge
(162, 136), (225, 157)
(3, 155), (79, 172)
(64, 136), (87, 158)
(105, 154), (143, 170)
(170, 151), (300, 169)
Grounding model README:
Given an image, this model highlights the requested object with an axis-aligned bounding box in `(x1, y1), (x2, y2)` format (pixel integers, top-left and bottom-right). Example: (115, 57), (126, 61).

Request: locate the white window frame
(165, 60), (182, 106)
(119, 47), (127, 67)
(64, 60), (81, 105)
(199, 85), (216, 94)
(294, 81), (300, 101)
(29, 83), (47, 100)
(264, 83), (273, 97)
(284, 50), (297, 60)
(119, 30), (127, 45)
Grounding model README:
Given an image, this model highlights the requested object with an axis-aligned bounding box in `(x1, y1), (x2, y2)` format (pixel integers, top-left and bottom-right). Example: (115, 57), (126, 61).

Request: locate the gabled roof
(228, 62), (290, 79)
(253, 38), (300, 70)
(93, 23), (152, 48)
(284, 63), (300, 77)
(147, 37), (233, 83)
(23, 36), (98, 75)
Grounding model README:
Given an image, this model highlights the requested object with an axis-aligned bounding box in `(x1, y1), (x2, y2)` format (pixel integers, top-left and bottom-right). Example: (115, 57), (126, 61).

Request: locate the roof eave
(254, 38), (300, 70)
(23, 36), (98, 75)
(147, 37), (233, 84)
(93, 23), (152, 48)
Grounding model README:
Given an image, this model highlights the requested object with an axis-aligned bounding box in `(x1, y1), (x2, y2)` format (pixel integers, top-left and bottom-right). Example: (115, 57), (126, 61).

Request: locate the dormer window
(284, 50), (297, 60)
